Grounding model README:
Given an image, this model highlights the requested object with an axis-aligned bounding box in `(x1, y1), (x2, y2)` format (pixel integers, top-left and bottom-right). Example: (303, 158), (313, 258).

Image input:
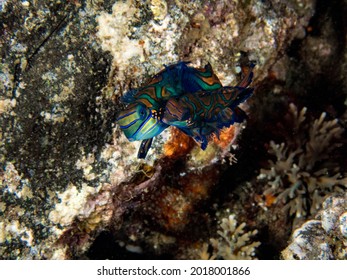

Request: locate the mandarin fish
(117, 62), (222, 158)
(162, 63), (254, 150)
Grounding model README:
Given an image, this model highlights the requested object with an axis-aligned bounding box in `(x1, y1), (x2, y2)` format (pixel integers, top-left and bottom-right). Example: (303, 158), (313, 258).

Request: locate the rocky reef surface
(0, 0), (346, 259)
(282, 193), (347, 259)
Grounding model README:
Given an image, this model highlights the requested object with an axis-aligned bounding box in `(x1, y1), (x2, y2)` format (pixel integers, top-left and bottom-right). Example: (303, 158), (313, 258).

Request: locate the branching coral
(187, 214), (260, 260)
(209, 214), (261, 260)
(258, 104), (346, 218)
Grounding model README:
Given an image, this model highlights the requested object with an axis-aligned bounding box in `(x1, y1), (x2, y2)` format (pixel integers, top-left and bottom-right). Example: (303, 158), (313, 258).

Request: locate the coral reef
(181, 213), (260, 260)
(97, 0), (315, 90)
(1, 0), (346, 261)
(282, 193), (347, 260)
(209, 214), (260, 260)
(258, 104), (346, 218)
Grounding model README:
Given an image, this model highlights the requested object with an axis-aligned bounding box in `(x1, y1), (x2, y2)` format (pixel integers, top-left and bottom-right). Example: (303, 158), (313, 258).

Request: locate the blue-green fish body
(162, 64), (254, 149)
(163, 86), (253, 149)
(120, 62), (222, 110)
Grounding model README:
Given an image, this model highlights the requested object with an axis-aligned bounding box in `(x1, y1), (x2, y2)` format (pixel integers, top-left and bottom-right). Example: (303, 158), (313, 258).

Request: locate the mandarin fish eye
(137, 104), (148, 119)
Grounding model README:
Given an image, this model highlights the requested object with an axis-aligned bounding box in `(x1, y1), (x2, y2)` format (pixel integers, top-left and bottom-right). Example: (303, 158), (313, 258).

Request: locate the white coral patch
(49, 183), (96, 226)
(97, 1), (145, 77)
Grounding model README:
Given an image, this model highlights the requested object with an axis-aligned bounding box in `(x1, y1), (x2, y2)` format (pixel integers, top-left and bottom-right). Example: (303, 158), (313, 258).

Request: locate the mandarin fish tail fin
(231, 107), (248, 123)
(216, 104), (248, 129)
(229, 87), (254, 109)
(215, 107), (244, 129)
(222, 86), (253, 125)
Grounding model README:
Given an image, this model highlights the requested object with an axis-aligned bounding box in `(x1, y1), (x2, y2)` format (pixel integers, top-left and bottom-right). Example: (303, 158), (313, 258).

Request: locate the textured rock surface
(0, 0), (115, 259)
(1, 0), (346, 260)
(282, 193), (347, 260)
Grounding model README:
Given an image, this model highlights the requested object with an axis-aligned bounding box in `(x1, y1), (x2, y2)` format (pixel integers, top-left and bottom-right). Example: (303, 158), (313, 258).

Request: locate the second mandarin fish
(162, 63), (254, 149)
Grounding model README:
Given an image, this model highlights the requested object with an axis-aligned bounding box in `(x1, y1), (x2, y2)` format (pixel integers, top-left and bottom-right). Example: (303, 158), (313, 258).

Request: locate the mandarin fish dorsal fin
(121, 89), (138, 104)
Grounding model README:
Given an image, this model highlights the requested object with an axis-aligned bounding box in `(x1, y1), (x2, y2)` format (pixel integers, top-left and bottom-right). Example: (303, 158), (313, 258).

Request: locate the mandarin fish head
(116, 102), (167, 141)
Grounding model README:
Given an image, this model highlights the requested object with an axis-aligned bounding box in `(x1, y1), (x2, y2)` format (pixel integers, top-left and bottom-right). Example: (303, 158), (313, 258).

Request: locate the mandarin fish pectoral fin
(138, 138), (153, 159)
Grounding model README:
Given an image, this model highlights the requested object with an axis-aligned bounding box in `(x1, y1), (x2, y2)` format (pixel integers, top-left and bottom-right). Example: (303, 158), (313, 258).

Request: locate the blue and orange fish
(116, 62), (254, 158)
(162, 64), (254, 149)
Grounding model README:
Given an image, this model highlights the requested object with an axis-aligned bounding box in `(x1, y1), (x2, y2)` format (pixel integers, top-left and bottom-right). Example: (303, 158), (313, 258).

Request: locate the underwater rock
(97, 0), (316, 89)
(0, 0), (320, 259)
(0, 0), (114, 259)
(282, 193), (347, 260)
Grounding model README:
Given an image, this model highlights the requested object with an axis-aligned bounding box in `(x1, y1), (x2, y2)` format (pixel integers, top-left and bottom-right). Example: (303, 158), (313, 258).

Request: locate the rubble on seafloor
(1, 0), (346, 260)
